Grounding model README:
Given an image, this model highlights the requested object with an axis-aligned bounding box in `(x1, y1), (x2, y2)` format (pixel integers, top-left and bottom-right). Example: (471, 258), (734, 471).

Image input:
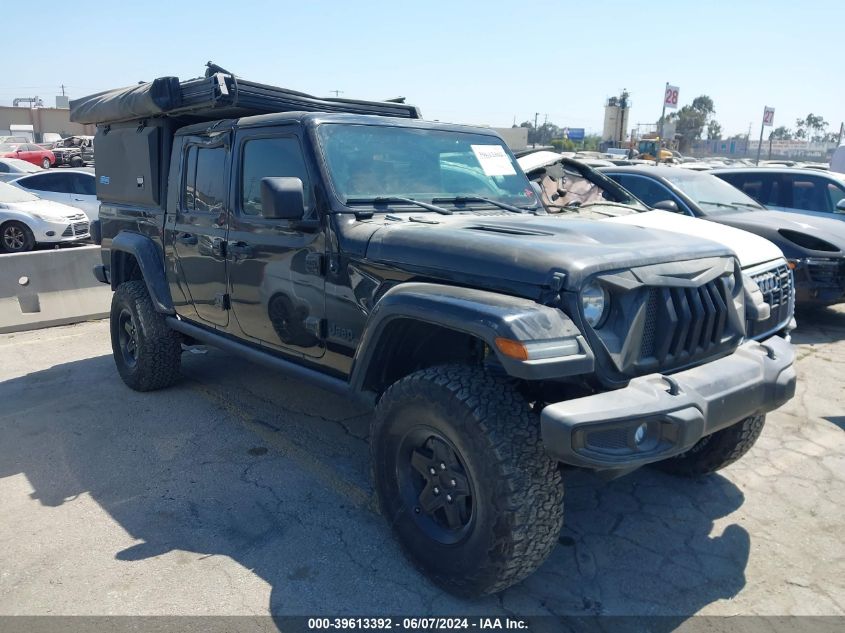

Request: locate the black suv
(74, 71), (796, 596)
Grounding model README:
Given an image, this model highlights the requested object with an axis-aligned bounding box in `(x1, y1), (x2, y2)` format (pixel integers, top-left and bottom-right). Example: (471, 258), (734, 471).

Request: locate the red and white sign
(664, 85), (680, 109)
(763, 107), (775, 127)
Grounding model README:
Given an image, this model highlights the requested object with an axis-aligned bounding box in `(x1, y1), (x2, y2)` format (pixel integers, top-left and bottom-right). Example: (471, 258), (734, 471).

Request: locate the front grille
(585, 256), (743, 382)
(639, 280), (729, 365)
(60, 218), (89, 237)
(806, 258), (845, 287)
(746, 263), (793, 339)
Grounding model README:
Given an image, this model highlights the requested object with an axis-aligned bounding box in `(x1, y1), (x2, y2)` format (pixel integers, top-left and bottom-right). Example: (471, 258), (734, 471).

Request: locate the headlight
(581, 281), (609, 328)
(30, 213), (55, 221)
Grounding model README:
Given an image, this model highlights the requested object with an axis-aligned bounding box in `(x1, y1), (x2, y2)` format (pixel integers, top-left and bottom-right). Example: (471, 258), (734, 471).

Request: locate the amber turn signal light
(494, 337), (529, 361)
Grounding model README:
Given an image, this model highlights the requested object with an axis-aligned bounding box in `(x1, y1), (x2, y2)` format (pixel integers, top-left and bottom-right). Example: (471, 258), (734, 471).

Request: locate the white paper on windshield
(471, 144), (517, 177)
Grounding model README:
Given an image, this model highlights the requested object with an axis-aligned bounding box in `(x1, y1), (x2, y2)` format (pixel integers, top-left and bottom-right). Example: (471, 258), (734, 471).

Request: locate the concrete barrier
(0, 246), (111, 334)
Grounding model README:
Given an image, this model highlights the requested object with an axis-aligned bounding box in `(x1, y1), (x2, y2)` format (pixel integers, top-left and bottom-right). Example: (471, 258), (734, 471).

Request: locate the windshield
(0, 182), (40, 203)
(661, 169), (764, 215)
(316, 124), (538, 210)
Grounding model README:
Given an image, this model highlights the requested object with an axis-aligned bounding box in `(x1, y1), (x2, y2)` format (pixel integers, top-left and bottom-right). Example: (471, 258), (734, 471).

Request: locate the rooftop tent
(69, 71), (422, 125)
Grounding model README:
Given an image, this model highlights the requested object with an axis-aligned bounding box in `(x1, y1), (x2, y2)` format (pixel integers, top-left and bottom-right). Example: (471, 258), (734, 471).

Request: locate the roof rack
(70, 70), (421, 125)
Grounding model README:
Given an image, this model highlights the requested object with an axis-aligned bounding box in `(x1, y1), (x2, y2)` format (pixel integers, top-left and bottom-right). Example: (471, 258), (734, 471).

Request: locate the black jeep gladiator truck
(72, 70), (796, 596)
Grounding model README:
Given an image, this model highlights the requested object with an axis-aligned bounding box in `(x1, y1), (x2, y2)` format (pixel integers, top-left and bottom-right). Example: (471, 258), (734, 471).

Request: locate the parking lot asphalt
(0, 308), (843, 618)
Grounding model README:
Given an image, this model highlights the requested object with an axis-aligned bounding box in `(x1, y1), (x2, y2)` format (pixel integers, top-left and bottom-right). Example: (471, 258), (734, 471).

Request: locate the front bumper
(791, 257), (845, 306)
(540, 335), (795, 470)
(30, 216), (90, 244)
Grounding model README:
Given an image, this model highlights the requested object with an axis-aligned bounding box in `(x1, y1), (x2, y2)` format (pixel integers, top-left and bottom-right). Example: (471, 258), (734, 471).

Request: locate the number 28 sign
(664, 85), (680, 109)
(763, 107), (775, 127)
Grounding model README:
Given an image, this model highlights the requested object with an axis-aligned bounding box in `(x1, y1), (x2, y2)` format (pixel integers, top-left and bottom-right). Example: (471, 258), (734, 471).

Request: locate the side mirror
(653, 199), (680, 212)
(260, 177), (305, 220)
(836, 198), (845, 214)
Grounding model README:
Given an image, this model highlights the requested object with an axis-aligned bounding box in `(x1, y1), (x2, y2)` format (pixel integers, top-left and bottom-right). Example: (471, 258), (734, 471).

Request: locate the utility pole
(533, 112), (539, 147)
(656, 82), (668, 166)
(755, 114), (766, 166)
(746, 122), (752, 155)
(329, 89), (344, 97)
(60, 84), (66, 97)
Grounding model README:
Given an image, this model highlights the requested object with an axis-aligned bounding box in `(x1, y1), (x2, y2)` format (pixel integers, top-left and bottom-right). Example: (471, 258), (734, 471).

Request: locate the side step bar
(166, 317), (375, 408)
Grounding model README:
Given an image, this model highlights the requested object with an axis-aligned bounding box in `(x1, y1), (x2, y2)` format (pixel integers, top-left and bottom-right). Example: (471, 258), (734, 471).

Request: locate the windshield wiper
(431, 195), (536, 214)
(345, 196), (452, 215)
(698, 200), (739, 209)
(731, 201), (763, 210)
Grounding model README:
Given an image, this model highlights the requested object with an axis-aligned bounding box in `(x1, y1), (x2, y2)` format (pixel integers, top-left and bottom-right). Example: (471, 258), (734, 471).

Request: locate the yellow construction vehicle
(637, 137), (673, 161)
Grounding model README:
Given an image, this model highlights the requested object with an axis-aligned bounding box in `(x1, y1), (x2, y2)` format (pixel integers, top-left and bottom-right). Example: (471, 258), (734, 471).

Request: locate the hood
(604, 210), (783, 269)
(4, 198), (82, 219)
(714, 210), (845, 254)
(362, 214), (734, 291)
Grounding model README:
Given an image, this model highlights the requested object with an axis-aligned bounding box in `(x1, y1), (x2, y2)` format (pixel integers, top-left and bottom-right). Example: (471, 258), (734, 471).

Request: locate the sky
(3, 0), (843, 138)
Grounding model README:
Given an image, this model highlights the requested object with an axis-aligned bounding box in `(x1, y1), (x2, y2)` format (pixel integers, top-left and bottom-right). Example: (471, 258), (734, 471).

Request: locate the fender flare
(349, 282), (593, 391)
(110, 231), (175, 314)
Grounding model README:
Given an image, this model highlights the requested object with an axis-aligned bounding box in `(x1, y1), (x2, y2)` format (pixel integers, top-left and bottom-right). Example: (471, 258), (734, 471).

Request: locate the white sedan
(0, 182), (89, 253)
(8, 169), (99, 221)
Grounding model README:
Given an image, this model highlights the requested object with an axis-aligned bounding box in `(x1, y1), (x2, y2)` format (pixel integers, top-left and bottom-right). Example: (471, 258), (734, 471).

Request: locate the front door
(226, 128), (326, 358)
(171, 136), (230, 327)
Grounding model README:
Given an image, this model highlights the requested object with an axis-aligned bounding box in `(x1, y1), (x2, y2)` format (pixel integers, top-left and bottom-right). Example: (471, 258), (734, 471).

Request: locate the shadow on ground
(792, 306), (845, 345)
(0, 352), (752, 622)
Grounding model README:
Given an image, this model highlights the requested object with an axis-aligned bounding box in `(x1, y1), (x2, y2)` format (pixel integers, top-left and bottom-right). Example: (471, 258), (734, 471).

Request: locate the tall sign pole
(756, 106), (775, 165)
(658, 83), (679, 164)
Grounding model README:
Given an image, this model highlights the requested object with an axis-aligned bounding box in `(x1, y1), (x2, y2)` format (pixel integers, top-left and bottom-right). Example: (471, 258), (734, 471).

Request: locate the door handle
(176, 233), (198, 246)
(228, 242), (254, 259)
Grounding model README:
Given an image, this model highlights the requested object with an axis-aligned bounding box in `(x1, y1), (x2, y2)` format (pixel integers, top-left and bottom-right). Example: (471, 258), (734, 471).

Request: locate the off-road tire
(1, 221), (35, 253)
(371, 364), (564, 597)
(69, 156), (84, 168)
(654, 414), (766, 477)
(110, 280), (182, 392)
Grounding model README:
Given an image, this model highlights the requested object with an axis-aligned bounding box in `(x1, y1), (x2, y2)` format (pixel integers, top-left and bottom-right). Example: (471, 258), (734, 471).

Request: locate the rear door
(226, 126), (326, 358)
(171, 135), (230, 327)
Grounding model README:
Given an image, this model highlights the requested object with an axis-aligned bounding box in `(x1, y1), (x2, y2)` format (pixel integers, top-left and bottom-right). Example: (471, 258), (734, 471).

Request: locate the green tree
(770, 126), (793, 140)
(663, 95), (717, 152)
(707, 120), (722, 140)
(795, 114), (829, 142)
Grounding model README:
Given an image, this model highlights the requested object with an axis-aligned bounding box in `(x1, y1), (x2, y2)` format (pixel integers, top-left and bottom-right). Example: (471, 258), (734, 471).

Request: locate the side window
(240, 136), (312, 217)
(22, 173), (72, 193)
(0, 163), (8, 173)
(72, 173), (96, 196)
(612, 175), (672, 207)
(182, 144), (226, 213)
(787, 175), (829, 212)
(720, 173), (780, 206)
(827, 182), (845, 209)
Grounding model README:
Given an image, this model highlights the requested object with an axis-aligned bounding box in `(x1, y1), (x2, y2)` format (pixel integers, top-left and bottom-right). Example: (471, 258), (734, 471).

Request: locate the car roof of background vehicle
(710, 166), (844, 179)
(0, 158), (42, 171)
(10, 168), (93, 182)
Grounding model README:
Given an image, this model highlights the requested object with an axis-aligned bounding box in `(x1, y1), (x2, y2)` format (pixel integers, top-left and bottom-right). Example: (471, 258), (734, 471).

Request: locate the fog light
(46, 231), (56, 237)
(634, 423), (648, 446)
